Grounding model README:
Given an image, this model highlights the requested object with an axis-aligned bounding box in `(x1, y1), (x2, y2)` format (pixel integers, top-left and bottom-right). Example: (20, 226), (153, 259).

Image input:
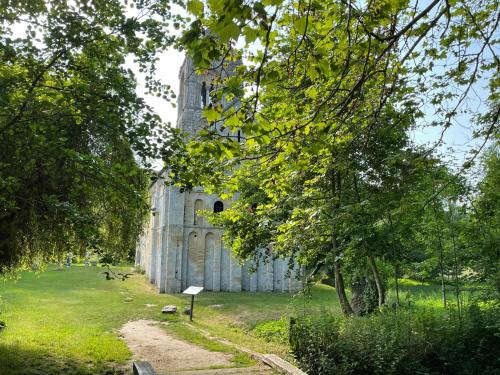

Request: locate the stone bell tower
(134, 57), (303, 294)
(176, 58), (242, 140)
(177, 58), (204, 135)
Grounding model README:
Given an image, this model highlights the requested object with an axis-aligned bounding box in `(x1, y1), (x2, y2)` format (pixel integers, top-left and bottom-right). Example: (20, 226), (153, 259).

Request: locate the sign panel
(182, 286), (204, 295)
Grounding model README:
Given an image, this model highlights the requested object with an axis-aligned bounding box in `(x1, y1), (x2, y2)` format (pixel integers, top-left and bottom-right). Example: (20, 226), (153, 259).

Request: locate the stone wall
(135, 178), (303, 293)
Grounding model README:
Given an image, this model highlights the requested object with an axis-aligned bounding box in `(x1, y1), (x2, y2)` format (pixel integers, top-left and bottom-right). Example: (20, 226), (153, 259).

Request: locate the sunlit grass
(0, 266), (448, 374)
(0, 265), (185, 374)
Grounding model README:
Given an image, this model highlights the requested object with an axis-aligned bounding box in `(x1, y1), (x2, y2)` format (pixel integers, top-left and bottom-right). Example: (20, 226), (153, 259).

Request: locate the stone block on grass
(161, 305), (177, 314)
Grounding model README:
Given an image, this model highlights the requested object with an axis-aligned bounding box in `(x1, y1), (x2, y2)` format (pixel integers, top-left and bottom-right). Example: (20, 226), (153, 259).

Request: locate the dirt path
(119, 319), (235, 373)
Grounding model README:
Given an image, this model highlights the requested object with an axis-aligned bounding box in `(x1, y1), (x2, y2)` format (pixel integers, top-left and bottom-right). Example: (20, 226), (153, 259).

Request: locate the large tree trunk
(450, 222), (461, 319)
(433, 206), (447, 309)
(334, 259), (355, 316)
(368, 254), (385, 306)
(387, 213), (400, 306)
(330, 169), (354, 316)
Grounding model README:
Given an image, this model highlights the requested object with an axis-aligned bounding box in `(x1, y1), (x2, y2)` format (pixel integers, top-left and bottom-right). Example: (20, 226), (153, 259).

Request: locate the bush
(253, 317), (289, 344)
(289, 306), (500, 375)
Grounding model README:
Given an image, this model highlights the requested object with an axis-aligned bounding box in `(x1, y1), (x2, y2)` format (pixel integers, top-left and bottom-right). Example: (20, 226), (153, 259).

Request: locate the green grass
(0, 266), (446, 374)
(385, 279), (474, 310)
(193, 286), (339, 329)
(0, 265), (186, 374)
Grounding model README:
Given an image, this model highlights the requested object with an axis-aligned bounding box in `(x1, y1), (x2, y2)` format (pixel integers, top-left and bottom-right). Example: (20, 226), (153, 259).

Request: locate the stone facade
(135, 57), (302, 293)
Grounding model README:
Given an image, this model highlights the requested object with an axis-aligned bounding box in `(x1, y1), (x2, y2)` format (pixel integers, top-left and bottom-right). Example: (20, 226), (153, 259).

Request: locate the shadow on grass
(0, 343), (127, 375)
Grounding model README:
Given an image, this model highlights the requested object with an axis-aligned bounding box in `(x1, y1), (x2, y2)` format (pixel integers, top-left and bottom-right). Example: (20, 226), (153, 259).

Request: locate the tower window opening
(213, 201), (224, 213)
(201, 82), (207, 108)
(237, 130), (241, 142)
(208, 83), (214, 108)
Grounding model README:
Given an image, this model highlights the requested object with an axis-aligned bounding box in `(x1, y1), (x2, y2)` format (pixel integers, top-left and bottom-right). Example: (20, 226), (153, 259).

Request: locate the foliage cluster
(289, 306), (500, 375)
(0, 0), (178, 271)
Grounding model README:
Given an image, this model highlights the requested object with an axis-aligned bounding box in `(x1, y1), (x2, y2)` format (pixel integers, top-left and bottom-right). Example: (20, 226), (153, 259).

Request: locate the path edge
(186, 324), (307, 375)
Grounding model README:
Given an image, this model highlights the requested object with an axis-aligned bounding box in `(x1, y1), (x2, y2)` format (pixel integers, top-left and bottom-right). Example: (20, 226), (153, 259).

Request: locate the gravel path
(119, 319), (233, 372)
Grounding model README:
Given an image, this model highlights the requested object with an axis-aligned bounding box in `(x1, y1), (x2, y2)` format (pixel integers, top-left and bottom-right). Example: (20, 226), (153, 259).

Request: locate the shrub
(289, 305), (500, 375)
(253, 317), (289, 344)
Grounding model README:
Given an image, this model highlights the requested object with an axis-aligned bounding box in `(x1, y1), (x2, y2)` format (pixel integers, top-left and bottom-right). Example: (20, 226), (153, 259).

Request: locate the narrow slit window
(208, 83), (214, 108)
(201, 82), (207, 108)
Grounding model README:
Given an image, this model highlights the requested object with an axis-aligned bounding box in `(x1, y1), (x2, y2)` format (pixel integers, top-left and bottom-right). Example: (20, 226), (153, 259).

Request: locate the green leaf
(219, 20), (241, 43)
(203, 107), (222, 122)
(243, 27), (259, 44)
(187, 0), (204, 17)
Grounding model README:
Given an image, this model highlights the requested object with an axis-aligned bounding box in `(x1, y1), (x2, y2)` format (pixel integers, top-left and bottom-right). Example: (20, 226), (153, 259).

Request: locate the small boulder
(161, 305), (177, 314)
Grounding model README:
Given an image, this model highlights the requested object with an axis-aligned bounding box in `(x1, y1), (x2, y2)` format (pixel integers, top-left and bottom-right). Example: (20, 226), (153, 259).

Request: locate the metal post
(190, 294), (194, 321)
(182, 286), (203, 321)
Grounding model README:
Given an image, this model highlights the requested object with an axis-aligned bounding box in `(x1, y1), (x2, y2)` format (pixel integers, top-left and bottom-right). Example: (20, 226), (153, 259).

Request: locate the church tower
(177, 58), (241, 140)
(177, 58), (204, 135)
(135, 57), (303, 294)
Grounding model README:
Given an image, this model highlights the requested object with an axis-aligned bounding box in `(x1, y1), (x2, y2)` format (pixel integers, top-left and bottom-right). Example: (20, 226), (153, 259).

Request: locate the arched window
(213, 201), (224, 213)
(201, 82), (207, 108)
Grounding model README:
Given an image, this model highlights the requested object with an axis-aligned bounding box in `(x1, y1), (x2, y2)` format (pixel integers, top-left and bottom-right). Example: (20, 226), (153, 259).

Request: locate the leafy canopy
(0, 0), (178, 272)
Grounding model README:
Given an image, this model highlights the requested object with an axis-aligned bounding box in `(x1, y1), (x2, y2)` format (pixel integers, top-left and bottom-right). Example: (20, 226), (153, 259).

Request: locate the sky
(125, 48), (183, 170)
(126, 48), (184, 128)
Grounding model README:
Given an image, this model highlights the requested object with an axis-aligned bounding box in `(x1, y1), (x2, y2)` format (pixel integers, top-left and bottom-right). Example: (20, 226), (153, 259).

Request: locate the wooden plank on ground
(133, 361), (157, 375)
(262, 354), (307, 375)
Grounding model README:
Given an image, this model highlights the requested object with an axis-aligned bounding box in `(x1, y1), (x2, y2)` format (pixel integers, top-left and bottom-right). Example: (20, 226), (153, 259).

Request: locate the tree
(162, 0), (497, 313)
(465, 146), (500, 301)
(170, 100), (439, 314)
(0, 0), (175, 272)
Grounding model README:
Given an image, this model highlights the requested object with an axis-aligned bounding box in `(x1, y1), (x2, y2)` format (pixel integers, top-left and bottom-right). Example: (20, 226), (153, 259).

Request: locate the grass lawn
(0, 264), (445, 374)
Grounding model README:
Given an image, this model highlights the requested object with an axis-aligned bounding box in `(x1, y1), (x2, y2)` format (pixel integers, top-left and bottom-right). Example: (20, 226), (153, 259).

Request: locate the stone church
(135, 57), (302, 293)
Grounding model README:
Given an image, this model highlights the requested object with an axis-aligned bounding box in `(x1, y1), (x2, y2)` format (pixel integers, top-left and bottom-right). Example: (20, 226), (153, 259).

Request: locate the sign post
(182, 286), (204, 321)
(189, 295), (195, 321)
